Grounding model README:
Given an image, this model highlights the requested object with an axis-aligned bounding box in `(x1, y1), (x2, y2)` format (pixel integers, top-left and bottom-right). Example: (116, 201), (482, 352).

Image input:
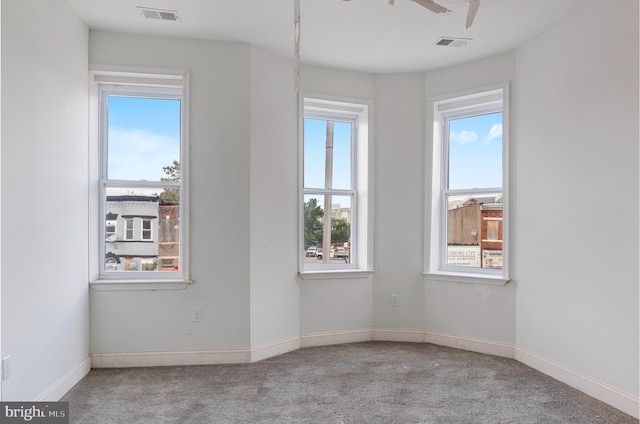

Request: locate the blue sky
(107, 96), (181, 182)
(304, 118), (352, 191)
(448, 111), (502, 190)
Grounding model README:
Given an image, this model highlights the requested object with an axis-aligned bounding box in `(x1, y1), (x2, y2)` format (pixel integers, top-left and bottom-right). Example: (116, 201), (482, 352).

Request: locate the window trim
(425, 83), (510, 285)
(298, 94), (374, 279)
(88, 66), (192, 290)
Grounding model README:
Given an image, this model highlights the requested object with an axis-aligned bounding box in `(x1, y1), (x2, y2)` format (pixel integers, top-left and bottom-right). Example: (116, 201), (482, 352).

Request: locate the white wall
(89, 32), (253, 353)
(249, 46), (300, 356)
(514, 0), (639, 411)
(372, 73), (426, 333)
(1, 0), (89, 400)
(422, 52), (518, 346)
(301, 65), (374, 100)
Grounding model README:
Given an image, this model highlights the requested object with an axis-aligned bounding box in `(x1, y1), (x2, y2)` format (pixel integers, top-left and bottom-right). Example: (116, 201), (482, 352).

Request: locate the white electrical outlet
(3, 356), (11, 380)
(192, 308), (202, 322)
(391, 295), (398, 307)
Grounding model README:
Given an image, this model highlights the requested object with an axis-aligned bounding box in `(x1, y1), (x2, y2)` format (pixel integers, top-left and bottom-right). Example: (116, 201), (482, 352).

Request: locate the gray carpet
(63, 342), (638, 423)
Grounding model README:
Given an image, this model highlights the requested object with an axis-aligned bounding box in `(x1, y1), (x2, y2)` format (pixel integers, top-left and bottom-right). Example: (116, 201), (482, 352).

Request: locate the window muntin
(97, 82), (184, 278)
(300, 96), (372, 276)
(427, 85), (509, 282)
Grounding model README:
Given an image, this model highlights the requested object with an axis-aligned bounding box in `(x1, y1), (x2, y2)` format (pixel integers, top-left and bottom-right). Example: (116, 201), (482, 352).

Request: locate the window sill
(299, 269), (374, 280)
(90, 279), (194, 291)
(423, 272), (510, 286)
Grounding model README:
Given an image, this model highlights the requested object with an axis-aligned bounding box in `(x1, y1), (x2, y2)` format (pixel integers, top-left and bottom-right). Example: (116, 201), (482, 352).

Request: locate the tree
(331, 218), (350, 244)
(159, 160), (180, 203)
(304, 198), (324, 246)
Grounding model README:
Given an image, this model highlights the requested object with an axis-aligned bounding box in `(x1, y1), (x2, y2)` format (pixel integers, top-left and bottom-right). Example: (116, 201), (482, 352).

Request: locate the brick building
(447, 196), (503, 269)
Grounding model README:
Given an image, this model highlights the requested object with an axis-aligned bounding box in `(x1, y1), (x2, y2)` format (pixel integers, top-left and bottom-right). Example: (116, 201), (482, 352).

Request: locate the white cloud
(451, 130), (478, 144)
(484, 124), (502, 143)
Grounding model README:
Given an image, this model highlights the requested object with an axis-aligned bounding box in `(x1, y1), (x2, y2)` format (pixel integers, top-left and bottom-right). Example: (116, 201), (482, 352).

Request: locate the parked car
(317, 248), (351, 262)
(334, 247), (349, 263)
(306, 246), (318, 257)
(316, 249), (333, 260)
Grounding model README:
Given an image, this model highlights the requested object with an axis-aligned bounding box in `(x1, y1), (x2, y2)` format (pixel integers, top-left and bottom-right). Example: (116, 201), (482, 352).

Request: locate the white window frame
(89, 67), (192, 290)
(298, 94), (374, 279)
(425, 83), (510, 285)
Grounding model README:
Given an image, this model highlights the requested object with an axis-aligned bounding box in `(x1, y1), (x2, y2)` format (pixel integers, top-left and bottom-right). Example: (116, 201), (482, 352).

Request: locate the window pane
(158, 204), (180, 271)
(125, 219), (134, 240)
(303, 194), (324, 256)
(446, 193), (502, 269)
(303, 118), (326, 189)
(104, 186), (180, 272)
(142, 219), (152, 240)
(107, 96), (181, 182)
(448, 112), (502, 190)
(302, 194), (352, 265)
(332, 121), (352, 190)
(304, 118), (353, 190)
(329, 195), (352, 264)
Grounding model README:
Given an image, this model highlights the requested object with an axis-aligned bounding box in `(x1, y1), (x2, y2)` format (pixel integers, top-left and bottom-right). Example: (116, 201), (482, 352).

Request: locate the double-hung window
(299, 96), (373, 278)
(142, 219), (153, 240)
(426, 84), (510, 284)
(90, 68), (190, 288)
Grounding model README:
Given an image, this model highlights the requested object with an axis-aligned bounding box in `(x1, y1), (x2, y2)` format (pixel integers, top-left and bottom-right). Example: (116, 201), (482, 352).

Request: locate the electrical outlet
(192, 308), (202, 322)
(391, 295), (398, 307)
(3, 356), (11, 380)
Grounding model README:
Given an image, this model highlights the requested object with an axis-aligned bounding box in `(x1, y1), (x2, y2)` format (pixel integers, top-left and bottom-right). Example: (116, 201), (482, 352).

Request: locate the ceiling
(66, 0), (591, 73)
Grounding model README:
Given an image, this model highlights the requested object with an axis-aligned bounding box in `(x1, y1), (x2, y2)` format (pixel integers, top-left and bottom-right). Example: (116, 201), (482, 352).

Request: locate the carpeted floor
(63, 342), (638, 423)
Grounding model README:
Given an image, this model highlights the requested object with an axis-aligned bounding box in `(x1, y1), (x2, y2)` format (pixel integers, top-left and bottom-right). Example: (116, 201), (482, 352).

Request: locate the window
(299, 96), (373, 277)
(426, 84), (509, 284)
(89, 68), (190, 287)
(124, 218), (134, 241)
(105, 214), (116, 240)
(142, 219), (152, 240)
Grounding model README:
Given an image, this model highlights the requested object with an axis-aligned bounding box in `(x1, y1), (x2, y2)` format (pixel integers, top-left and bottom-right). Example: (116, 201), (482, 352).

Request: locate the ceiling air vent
(434, 37), (471, 47)
(138, 7), (181, 22)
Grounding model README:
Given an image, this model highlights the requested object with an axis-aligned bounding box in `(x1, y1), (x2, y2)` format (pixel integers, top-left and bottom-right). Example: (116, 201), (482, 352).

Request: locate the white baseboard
(91, 337), (302, 369)
(373, 328), (427, 343)
(423, 331), (515, 358)
(91, 349), (251, 368)
(300, 328), (373, 348)
(251, 337), (300, 362)
(37, 357), (91, 401)
(515, 346), (639, 419)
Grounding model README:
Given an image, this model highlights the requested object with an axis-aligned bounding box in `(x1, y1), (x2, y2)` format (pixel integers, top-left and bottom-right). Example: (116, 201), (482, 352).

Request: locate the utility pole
(323, 121), (334, 264)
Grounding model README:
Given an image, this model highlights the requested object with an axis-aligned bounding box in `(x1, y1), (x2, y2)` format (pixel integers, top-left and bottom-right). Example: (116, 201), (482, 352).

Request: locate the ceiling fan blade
(409, 0), (450, 14)
(466, 0), (480, 29)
